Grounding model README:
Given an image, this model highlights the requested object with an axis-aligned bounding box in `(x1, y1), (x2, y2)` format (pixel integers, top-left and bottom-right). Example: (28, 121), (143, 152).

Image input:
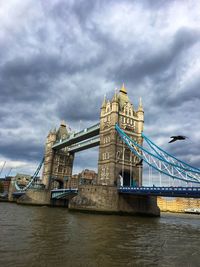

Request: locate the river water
(0, 202), (199, 267)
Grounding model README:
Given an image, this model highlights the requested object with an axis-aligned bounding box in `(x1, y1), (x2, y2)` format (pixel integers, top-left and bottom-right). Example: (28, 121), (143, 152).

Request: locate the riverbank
(157, 196), (200, 213)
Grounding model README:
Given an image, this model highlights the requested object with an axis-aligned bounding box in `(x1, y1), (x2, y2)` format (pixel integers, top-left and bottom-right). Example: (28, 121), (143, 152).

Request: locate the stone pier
(69, 185), (160, 216)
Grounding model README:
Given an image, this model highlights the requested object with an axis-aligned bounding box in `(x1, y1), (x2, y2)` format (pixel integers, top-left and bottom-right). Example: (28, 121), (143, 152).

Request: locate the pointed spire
(112, 88), (118, 102)
(138, 97), (144, 111)
(120, 83), (127, 94)
(49, 127), (54, 133)
(60, 120), (66, 127)
(48, 127), (56, 136)
(101, 94), (107, 108)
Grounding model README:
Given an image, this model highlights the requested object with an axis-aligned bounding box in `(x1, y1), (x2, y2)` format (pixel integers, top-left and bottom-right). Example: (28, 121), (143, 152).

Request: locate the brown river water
(0, 202), (199, 267)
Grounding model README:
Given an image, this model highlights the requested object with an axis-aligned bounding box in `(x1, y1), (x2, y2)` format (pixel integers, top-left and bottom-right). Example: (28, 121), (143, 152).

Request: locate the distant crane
(0, 161), (6, 177)
(6, 168), (12, 177)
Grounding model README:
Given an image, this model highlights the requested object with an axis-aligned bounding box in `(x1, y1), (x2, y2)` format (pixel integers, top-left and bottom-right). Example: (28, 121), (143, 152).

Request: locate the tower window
(103, 152), (109, 160)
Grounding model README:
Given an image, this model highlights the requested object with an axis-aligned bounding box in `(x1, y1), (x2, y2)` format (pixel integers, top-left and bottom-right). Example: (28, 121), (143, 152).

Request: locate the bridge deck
(68, 137), (100, 153)
(118, 186), (200, 198)
(52, 123), (100, 150)
(51, 188), (78, 199)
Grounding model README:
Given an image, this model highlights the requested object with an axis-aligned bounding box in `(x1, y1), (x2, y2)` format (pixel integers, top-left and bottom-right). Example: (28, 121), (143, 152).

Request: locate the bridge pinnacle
(112, 89), (118, 102)
(138, 97), (144, 111)
(120, 83), (127, 94)
(60, 120), (66, 127)
(101, 94), (107, 108)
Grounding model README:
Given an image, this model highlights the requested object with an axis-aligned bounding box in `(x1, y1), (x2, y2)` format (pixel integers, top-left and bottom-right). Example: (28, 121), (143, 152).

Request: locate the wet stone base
(17, 189), (51, 206)
(50, 198), (69, 207)
(69, 185), (160, 217)
(15, 190), (69, 207)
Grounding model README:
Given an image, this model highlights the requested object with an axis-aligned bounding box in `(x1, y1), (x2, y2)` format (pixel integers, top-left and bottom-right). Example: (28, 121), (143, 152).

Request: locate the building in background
(0, 176), (12, 192)
(15, 174), (31, 188)
(78, 169), (97, 185)
(70, 169), (98, 188)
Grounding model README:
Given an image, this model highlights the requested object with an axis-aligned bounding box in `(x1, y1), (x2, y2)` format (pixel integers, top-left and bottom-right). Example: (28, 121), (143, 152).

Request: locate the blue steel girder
(115, 124), (200, 184)
(52, 123), (100, 150)
(14, 157), (44, 191)
(142, 133), (200, 175)
(51, 188), (78, 199)
(118, 186), (200, 198)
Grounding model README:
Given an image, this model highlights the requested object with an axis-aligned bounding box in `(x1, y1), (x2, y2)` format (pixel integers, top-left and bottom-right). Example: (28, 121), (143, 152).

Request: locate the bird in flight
(169, 135), (188, 143)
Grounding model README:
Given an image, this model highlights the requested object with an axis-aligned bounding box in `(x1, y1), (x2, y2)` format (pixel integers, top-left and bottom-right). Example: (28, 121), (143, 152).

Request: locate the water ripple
(0, 203), (199, 267)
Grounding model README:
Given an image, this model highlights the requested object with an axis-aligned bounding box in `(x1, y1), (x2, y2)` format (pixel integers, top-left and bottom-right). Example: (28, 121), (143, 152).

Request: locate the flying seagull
(169, 135), (188, 143)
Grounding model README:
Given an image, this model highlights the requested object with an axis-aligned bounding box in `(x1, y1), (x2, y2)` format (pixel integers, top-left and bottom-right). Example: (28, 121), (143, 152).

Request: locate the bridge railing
(51, 188), (78, 199)
(72, 123), (100, 139)
(68, 136), (100, 152)
(52, 123), (100, 149)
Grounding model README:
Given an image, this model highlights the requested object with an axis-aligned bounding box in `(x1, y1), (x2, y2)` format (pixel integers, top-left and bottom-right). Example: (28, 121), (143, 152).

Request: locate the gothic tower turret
(42, 129), (57, 188)
(42, 121), (74, 189)
(97, 85), (144, 187)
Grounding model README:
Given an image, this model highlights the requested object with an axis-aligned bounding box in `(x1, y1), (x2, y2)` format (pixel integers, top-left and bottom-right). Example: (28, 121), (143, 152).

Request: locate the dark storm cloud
(56, 86), (114, 122)
(0, 54), (94, 101)
(140, 0), (175, 9)
(57, 93), (101, 121)
(154, 76), (200, 108)
(110, 27), (200, 84)
(71, 0), (97, 24)
(0, 139), (43, 162)
(0, 0), (200, 175)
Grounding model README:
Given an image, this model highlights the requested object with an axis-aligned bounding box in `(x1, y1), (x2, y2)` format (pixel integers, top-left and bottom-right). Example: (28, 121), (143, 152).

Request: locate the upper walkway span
(67, 136), (100, 153)
(52, 123), (100, 150)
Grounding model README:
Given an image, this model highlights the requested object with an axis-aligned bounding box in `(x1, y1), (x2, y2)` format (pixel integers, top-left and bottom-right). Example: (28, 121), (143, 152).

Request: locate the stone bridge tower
(97, 85), (144, 187)
(42, 121), (74, 189)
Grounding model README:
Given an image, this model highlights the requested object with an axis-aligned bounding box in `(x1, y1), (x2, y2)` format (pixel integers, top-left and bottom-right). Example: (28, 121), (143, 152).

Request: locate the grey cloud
(56, 87), (106, 122)
(140, 0), (177, 10)
(110, 27), (200, 85)
(153, 76), (200, 109)
(0, 0), (200, 175)
(0, 141), (43, 162)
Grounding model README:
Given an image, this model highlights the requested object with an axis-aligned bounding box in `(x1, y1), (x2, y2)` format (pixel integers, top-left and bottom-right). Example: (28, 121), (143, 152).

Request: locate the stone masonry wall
(17, 189), (51, 206)
(69, 185), (160, 216)
(69, 185), (119, 212)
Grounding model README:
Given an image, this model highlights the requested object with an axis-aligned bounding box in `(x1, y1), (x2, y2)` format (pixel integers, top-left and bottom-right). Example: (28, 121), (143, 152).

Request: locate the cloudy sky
(0, 0), (200, 179)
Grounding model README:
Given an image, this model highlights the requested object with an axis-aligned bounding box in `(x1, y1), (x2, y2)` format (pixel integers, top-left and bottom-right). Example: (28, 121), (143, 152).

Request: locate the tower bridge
(13, 84), (200, 216)
(42, 84), (144, 191)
